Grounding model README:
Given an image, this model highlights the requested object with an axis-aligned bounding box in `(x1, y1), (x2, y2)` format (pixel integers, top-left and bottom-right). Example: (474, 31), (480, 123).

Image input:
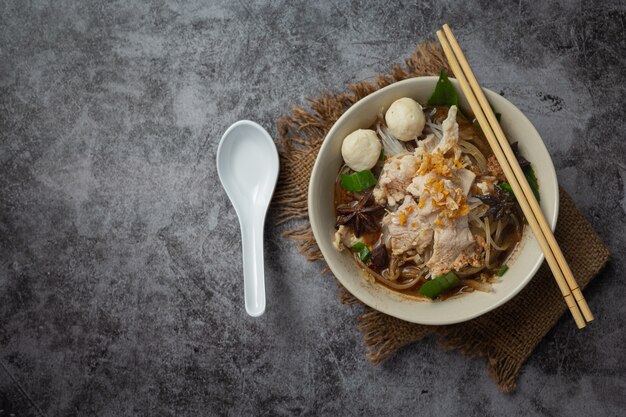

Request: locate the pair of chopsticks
(437, 25), (593, 329)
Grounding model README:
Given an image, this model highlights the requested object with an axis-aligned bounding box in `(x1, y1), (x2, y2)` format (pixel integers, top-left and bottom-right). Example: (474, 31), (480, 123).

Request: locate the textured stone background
(1, 0), (625, 416)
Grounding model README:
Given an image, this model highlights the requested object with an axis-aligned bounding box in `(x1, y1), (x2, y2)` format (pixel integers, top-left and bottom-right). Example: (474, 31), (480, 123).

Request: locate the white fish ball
(385, 97), (425, 141)
(341, 129), (382, 172)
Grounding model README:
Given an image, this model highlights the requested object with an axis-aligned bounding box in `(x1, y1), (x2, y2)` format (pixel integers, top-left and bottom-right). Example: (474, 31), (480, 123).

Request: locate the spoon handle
(240, 217), (266, 317)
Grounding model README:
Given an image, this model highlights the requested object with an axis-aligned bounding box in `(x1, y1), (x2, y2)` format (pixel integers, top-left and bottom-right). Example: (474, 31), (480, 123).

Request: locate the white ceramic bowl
(308, 76), (558, 325)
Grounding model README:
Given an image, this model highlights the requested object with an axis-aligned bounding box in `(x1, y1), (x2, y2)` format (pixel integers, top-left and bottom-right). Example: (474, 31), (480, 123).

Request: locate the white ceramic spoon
(216, 120), (279, 317)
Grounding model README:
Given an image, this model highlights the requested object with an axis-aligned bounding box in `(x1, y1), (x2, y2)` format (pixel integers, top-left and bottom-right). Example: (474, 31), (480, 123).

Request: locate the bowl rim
(308, 76), (559, 325)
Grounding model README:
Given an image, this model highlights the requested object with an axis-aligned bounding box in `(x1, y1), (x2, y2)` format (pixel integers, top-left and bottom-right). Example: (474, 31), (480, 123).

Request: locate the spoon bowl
(216, 120), (279, 317)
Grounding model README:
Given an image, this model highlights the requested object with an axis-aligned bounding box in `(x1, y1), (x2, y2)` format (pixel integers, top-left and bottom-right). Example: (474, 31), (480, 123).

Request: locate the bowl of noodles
(308, 74), (558, 325)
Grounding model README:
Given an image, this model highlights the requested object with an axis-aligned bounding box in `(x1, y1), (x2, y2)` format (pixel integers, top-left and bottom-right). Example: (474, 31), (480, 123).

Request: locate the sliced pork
(436, 106), (459, 153)
(383, 196), (436, 256)
(426, 216), (481, 276)
(373, 152), (419, 206)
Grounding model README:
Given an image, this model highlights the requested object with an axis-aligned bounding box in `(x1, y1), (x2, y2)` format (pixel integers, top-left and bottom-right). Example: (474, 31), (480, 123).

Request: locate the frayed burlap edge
(273, 42), (610, 393)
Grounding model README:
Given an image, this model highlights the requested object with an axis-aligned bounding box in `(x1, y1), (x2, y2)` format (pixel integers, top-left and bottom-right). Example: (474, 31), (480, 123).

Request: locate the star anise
(472, 183), (516, 221)
(336, 192), (384, 237)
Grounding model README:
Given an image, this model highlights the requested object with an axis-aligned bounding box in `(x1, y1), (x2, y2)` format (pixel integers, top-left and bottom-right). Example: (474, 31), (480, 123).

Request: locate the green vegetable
(341, 170), (377, 192)
(352, 242), (371, 262)
(428, 69), (459, 107)
(496, 264), (509, 277)
(418, 272), (460, 299)
(500, 181), (514, 195)
(499, 165), (540, 203)
(379, 149), (385, 161)
(523, 165), (540, 203)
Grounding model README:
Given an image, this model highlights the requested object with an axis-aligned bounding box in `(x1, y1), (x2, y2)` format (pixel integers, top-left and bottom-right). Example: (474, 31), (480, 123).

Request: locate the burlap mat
(273, 42), (610, 392)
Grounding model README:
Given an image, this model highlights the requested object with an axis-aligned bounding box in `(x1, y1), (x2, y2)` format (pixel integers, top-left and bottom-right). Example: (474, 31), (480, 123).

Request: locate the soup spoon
(216, 120), (279, 317)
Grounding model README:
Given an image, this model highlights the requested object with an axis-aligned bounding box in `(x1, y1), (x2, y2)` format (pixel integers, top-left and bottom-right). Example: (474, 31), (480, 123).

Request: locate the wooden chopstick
(441, 25), (594, 324)
(436, 26), (591, 329)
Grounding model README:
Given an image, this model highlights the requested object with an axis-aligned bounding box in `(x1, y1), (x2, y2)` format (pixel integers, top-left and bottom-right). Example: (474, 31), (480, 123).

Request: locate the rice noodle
(485, 217), (491, 267)
(400, 266), (425, 280)
(384, 255), (401, 281)
(425, 122), (443, 140)
(485, 217), (508, 251)
(377, 124), (405, 155)
(461, 279), (492, 292)
(468, 214), (500, 269)
(355, 254), (422, 290)
(511, 213), (521, 234)
(469, 210), (486, 227)
(339, 164), (351, 174)
(495, 219), (511, 251)
(467, 197), (483, 210)
(494, 218), (512, 251)
(494, 219), (504, 242)
(458, 140), (488, 172)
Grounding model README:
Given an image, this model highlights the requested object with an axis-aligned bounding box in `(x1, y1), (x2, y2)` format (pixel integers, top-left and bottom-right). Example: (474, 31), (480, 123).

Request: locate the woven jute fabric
(274, 42), (610, 392)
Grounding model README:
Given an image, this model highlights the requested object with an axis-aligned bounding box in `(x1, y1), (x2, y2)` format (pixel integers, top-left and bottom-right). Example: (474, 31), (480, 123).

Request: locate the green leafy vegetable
(499, 181), (514, 196)
(340, 170), (377, 192)
(496, 264), (509, 277)
(379, 149), (385, 161)
(418, 272), (460, 299)
(523, 165), (540, 203)
(428, 69), (459, 107)
(499, 164), (540, 203)
(352, 242), (371, 262)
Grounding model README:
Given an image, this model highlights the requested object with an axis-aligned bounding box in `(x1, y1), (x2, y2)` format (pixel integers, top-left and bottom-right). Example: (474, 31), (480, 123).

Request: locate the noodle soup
(332, 73), (537, 300)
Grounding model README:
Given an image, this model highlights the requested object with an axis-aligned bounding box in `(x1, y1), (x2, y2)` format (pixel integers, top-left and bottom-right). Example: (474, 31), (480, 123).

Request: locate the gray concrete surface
(1, 0), (625, 416)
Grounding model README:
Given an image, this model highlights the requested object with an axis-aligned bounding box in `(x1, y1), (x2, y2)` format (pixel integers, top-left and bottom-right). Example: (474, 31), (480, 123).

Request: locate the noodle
(485, 217), (508, 251)
(485, 217), (491, 267)
(467, 196), (484, 210)
(400, 265), (425, 280)
(494, 218), (513, 251)
(494, 218), (503, 242)
(377, 124), (405, 155)
(426, 121), (443, 140)
(458, 140), (488, 172)
(470, 204), (489, 220)
(384, 255), (401, 281)
(461, 279), (492, 292)
(355, 254), (422, 290)
(511, 213), (521, 234)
